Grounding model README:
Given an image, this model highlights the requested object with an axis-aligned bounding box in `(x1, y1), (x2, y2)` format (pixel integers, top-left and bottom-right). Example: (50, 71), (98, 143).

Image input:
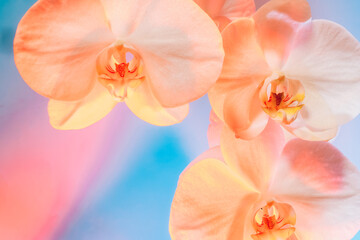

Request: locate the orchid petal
(181, 146), (225, 179)
(299, 89), (338, 133)
(170, 149), (257, 240)
(271, 139), (360, 240)
(14, 0), (115, 101)
(208, 18), (270, 127)
(220, 0), (256, 19)
(194, 0), (227, 19)
(223, 87), (268, 140)
(283, 20), (360, 129)
(217, 18), (270, 84)
(101, 0), (224, 107)
(283, 123), (338, 142)
(280, 90), (339, 141)
(253, 0), (311, 70)
(48, 82), (117, 130)
(125, 80), (189, 126)
(194, 0), (255, 19)
(221, 120), (285, 191)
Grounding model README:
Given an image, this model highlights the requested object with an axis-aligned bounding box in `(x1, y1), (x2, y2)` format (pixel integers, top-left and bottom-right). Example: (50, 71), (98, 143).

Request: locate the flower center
(259, 73), (305, 125)
(251, 201), (296, 240)
(96, 44), (145, 101)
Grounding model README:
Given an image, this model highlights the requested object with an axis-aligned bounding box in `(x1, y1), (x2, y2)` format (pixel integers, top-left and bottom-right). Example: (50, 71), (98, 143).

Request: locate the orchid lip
(251, 201), (297, 240)
(96, 44), (145, 102)
(259, 73), (305, 125)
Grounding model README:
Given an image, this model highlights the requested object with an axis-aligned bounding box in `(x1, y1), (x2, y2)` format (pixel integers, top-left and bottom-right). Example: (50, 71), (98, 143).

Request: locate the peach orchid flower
(14, 0), (224, 130)
(170, 120), (360, 240)
(194, 0), (256, 30)
(209, 0), (360, 141)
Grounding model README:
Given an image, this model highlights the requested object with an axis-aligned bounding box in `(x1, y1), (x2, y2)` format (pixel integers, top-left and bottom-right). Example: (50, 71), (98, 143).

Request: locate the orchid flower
(209, 0), (360, 141)
(170, 120), (360, 240)
(14, 0), (224, 130)
(194, 0), (255, 30)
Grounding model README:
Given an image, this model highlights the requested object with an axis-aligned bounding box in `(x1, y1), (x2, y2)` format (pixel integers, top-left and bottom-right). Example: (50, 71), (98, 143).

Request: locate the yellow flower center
(259, 73), (305, 125)
(251, 201), (296, 240)
(96, 44), (145, 101)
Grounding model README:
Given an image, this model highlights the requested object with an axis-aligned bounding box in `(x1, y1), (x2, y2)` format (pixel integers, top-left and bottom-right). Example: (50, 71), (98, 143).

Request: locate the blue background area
(1, 0), (360, 239)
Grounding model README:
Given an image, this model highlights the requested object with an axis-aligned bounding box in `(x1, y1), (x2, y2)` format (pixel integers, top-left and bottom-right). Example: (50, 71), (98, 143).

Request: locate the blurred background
(0, 0), (359, 239)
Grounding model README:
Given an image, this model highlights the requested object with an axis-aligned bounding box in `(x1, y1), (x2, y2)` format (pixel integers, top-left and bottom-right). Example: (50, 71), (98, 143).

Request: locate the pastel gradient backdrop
(0, 0), (359, 239)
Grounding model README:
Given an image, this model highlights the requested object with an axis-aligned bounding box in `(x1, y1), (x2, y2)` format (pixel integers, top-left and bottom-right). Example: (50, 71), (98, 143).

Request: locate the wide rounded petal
(223, 87), (268, 140)
(283, 20), (360, 129)
(278, 91), (339, 141)
(281, 91), (339, 141)
(208, 18), (270, 127)
(217, 18), (270, 85)
(101, 0), (224, 107)
(48, 82), (118, 130)
(181, 146), (225, 178)
(300, 89), (338, 131)
(194, 0), (255, 19)
(14, 0), (115, 101)
(283, 123), (338, 142)
(271, 139), (360, 240)
(221, 120), (285, 191)
(253, 0), (311, 70)
(125, 80), (189, 126)
(194, 0), (226, 19)
(220, 0), (255, 19)
(170, 155), (258, 240)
